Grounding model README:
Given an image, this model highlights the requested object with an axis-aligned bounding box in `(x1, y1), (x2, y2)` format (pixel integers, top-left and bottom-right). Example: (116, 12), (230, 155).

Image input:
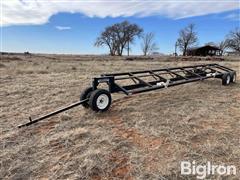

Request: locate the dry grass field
(0, 54), (240, 179)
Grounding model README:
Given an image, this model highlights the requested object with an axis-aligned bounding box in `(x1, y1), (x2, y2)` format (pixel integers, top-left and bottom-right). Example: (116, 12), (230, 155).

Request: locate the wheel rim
(96, 94), (109, 110)
(227, 75), (231, 84)
(233, 74), (236, 82)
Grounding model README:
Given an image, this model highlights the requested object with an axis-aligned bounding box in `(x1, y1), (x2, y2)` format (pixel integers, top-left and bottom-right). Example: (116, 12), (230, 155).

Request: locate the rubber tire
(89, 89), (111, 112)
(230, 71), (236, 83)
(80, 87), (93, 108)
(222, 73), (231, 86)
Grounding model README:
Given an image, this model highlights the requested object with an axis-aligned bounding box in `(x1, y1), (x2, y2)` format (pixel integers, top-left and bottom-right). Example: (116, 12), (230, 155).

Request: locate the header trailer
(18, 63), (236, 128)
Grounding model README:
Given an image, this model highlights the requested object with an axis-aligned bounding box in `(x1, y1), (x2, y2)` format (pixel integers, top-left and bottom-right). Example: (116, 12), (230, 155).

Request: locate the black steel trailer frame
(93, 63), (235, 95)
(18, 63), (236, 128)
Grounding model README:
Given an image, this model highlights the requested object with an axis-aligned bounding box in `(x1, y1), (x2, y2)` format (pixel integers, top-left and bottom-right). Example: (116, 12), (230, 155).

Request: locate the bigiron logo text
(180, 161), (237, 179)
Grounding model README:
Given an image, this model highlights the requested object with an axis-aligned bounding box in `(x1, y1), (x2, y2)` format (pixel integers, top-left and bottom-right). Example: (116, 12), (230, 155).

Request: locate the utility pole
(127, 41), (130, 56)
(175, 41), (178, 56)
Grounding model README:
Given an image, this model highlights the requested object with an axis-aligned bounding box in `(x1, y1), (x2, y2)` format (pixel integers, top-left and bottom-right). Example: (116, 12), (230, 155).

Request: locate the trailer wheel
(230, 71), (236, 83)
(80, 87), (93, 108)
(89, 89), (111, 112)
(222, 73), (231, 86)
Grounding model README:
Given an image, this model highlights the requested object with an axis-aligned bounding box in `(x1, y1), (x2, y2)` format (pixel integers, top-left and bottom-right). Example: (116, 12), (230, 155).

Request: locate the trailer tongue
(18, 63), (236, 128)
(17, 99), (88, 128)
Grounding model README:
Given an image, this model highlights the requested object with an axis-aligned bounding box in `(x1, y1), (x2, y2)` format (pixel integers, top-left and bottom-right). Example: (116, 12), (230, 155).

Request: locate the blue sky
(1, 1), (240, 55)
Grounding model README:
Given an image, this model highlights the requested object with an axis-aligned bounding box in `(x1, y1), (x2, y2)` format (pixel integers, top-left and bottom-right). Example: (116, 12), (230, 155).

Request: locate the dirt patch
(109, 116), (164, 150)
(109, 150), (132, 179)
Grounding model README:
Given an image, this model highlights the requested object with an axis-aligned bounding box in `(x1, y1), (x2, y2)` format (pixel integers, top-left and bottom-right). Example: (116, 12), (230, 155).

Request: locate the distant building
(187, 45), (223, 56)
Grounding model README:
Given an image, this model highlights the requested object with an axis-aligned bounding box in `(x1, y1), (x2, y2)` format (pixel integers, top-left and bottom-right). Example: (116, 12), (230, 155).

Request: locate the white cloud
(224, 12), (240, 21)
(1, 0), (239, 26)
(55, 26), (71, 30)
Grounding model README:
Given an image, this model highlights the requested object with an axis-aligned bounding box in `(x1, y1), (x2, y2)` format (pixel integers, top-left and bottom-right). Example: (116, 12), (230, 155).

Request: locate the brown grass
(0, 54), (240, 179)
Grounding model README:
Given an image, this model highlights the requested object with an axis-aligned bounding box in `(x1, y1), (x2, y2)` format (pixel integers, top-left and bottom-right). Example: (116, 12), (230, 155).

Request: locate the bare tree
(218, 40), (228, 53)
(95, 26), (118, 56)
(141, 32), (159, 56)
(177, 24), (198, 56)
(95, 21), (143, 56)
(225, 28), (240, 52)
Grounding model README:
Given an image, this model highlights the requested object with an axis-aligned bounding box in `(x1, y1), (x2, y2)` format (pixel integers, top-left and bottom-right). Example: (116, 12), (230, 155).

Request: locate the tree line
(95, 21), (240, 56)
